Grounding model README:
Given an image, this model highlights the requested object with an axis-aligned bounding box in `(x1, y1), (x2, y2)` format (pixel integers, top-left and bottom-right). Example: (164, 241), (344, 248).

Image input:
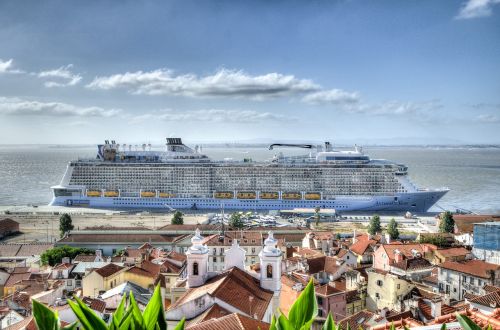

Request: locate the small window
(397, 284), (400, 289)
(376, 280), (383, 287)
(375, 293), (380, 299)
(193, 262), (199, 276)
(266, 264), (273, 279)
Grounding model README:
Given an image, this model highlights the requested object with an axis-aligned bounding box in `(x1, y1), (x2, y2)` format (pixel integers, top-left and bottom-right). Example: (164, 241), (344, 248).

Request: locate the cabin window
(266, 264), (273, 278)
(193, 262), (199, 276)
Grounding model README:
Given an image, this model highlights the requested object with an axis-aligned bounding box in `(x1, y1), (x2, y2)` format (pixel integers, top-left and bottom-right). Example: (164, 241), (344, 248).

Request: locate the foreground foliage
(33, 279), (492, 330)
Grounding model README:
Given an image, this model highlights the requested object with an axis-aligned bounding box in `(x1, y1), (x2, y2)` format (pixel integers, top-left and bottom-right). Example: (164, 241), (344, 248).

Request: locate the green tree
(314, 206), (321, 226)
(439, 211), (455, 233)
(387, 218), (400, 240)
(368, 214), (381, 235)
(171, 211), (184, 225)
(41, 246), (94, 266)
(229, 212), (244, 229)
(59, 213), (74, 238)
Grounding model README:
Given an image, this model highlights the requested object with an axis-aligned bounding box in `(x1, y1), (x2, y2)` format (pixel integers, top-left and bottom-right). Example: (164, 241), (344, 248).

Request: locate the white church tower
(186, 228), (209, 288)
(259, 231), (282, 293)
(224, 239), (246, 270)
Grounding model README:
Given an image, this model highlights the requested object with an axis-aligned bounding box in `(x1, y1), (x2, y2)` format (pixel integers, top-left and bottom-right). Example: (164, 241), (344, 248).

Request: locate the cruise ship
(50, 138), (448, 212)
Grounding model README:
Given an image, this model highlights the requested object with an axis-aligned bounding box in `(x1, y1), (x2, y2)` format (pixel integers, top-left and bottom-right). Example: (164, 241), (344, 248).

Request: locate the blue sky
(0, 0), (499, 144)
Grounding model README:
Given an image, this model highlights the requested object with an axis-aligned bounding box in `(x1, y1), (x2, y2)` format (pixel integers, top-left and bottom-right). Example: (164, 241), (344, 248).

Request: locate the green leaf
(299, 318), (315, 330)
(128, 291), (144, 326)
(142, 285), (167, 330)
(440, 323), (447, 330)
(277, 313), (295, 330)
(172, 318), (186, 330)
(322, 313), (336, 330)
(68, 299), (93, 330)
(456, 313), (482, 330)
(68, 297), (108, 330)
(269, 314), (278, 330)
(32, 299), (59, 330)
(288, 279), (318, 329)
(114, 294), (127, 323)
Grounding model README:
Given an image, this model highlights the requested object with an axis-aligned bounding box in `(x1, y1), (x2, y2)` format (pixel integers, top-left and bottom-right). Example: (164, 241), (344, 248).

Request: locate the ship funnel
(325, 142), (332, 152)
(142, 143), (146, 151)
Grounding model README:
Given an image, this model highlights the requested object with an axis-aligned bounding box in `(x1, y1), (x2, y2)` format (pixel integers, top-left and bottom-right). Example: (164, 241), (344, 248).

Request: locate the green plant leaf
(277, 312), (295, 330)
(114, 294), (127, 324)
(288, 279), (318, 329)
(322, 313), (336, 330)
(456, 313), (481, 330)
(142, 285), (167, 330)
(128, 291), (144, 326)
(440, 323), (447, 330)
(33, 299), (59, 330)
(67, 297), (108, 330)
(269, 314), (278, 330)
(172, 318), (186, 330)
(299, 318), (315, 330)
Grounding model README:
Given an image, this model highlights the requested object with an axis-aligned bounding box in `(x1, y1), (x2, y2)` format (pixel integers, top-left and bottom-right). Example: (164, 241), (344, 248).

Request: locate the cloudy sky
(0, 0), (499, 145)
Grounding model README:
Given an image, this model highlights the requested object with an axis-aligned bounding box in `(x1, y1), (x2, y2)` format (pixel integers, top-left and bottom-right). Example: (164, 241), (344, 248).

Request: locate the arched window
(193, 262), (199, 276)
(266, 264), (273, 279)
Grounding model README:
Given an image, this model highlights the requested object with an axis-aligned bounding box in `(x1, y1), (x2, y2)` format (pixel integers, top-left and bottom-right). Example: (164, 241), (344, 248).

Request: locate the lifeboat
(141, 191), (156, 198)
(260, 192), (279, 200)
(305, 192), (321, 200)
(104, 190), (119, 197)
(282, 192), (302, 200)
(86, 190), (101, 197)
(159, 192), (175, 198)
(237, 191), (256, 199)
(214, 191), (234, 199)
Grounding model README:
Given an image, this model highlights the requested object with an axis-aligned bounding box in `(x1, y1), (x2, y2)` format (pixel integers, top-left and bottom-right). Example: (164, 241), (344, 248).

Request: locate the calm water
(0, 145), (499, 213)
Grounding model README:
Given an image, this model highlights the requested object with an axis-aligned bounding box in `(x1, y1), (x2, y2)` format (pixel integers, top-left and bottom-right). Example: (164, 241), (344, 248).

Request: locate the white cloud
(302, 89), (360, 105)
(87, 68), (319, 99)
(38, 64), (82, 87)
(456, 0), (500, 19)
(0, 97), (121, 117)
(0, 58), (24, 74)
(476, 114), (500, 123)
(130, 109), (293, 123)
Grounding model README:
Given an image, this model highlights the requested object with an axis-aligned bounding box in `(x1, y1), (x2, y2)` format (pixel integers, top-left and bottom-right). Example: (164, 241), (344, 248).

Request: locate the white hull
(50, 190), (447, 212)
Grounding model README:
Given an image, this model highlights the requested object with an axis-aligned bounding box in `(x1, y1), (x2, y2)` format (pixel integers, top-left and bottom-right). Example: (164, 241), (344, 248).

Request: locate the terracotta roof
(171, 267), (273, 320)
(158, 224), (220, 231)
(166, 251), (187, 263)
(418, 299), (456, 320)
(141, 260), (161, 276)
(485, 285), (500, 293)
(422, 274), (438, 285)
(94, 263), (124, 277)
(0, 218), (19, 233)
(160, 259), (183, 274)
(202, 231), (263, 246)
(379, 243), (427, 262)
(306, 256), (326, 274)
(392, 257), (433, 271)
(82, 297), (107, 313)
(439, 260), (500, 279)
(315, 284), (343, 296)
(125, 248), (144, 258)
(186, 313), (270, 330)
(293, 248), (323, 258)
(435, 247), (470, 258)
(5, 271), (31, 287)
(189, 304), (231, 325)
(0, 244), (21, 256)
(336, 249), (348, 258)
(469, 291), (500, 308)
(371, 317), (423, 330)
(430, 307), (500, 328)
(453, 215), (500, 233)
(338, 310), (376, 330)
(126, 266), (156, 278)
(349, 237), (377, 256)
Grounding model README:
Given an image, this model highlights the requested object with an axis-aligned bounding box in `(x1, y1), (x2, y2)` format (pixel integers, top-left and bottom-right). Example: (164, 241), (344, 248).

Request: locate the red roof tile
(186, 313), (270, 330)
(94, 263), (124, 277)
(439, 260), (500, 279)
